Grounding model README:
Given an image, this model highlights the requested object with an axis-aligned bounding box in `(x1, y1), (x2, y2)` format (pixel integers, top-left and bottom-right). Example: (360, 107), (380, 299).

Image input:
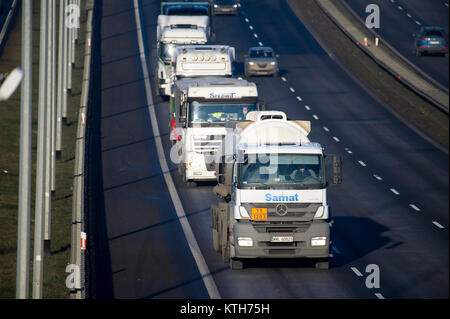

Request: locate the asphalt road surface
(90, 0), (449, 298)
(343, 0), (449, 88)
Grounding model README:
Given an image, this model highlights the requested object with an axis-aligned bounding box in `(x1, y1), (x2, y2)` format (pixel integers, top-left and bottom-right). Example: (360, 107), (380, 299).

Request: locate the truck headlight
(248, 61), (255, 65)
(237, 237), (253, 247)
(214, 4), (218, 7)
(270, 61), (276, 65)
(311, 236), (327, 246)
(239, 206), (250, 218)
(233, 4), (238, 8)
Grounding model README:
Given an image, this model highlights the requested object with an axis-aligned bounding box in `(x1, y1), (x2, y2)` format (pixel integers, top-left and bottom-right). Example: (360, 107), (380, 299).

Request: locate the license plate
(430, 41), (439, 44)
(271, 236), (294, 243)
(251, 208), (267, 221)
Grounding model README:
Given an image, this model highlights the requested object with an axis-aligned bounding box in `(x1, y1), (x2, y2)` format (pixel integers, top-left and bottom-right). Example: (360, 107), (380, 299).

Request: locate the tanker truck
(211, 111), (342, 269)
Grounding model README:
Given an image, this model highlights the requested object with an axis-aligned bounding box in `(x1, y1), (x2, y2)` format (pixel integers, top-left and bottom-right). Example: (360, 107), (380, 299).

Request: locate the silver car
(244, 47), (279, 77)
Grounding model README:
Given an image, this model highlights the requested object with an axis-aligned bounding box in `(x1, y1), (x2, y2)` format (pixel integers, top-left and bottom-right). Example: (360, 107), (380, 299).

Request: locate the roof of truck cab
(240, 143), (323, 154)
(174, 76), (256, 90)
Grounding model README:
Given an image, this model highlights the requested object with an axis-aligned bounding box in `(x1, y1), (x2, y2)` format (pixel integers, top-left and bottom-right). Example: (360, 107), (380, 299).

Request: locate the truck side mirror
(333, 155), (342, 184)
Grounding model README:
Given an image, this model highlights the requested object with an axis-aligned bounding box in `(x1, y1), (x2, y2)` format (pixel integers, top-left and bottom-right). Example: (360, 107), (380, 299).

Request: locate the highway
(343, 0), (449, 88)
(89, 0), (449, 298)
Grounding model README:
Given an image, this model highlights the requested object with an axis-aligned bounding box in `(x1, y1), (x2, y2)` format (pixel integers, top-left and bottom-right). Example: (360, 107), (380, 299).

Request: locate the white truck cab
(211, 111), (342, 269)
(174, 45), (235, 79)
(156, 23), (208, 97)
(170, 77), (261, 186)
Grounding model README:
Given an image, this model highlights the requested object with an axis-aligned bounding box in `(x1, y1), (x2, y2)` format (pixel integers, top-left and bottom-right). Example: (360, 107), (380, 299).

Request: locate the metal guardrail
(315, 0), (449, 114)
(0, 0), (19, 56)
(70, 5), (94, 299)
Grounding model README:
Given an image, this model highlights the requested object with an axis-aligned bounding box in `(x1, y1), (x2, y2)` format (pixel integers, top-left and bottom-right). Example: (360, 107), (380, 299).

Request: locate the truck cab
(170, 77), (261, 186)
(155, 22), (208, 97)
(211, 111), (342, 269)
(174, 45), (235, 79)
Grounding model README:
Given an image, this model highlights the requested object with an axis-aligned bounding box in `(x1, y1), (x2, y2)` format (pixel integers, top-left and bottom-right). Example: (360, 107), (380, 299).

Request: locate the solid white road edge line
(133, 0), (221, 299)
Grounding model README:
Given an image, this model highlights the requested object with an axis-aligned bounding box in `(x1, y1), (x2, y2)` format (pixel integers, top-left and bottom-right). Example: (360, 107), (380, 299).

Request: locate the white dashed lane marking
(332, 136), (340, 142)
(409, 204), (421, 212)
(373, 174), (383, 181)
(432, 221), (445, 229)
(323, 126), (330, 132)
(296, 96), (302, 101)
(351, 267), (363, 277)
(258, 41), (263, 46)
(390, 188), (400, 195)
(281, 76), (287, 82)
(312, 114), (319, 120)
(358, 161), (367, 167)
(253, 33), (258, 38)
(289, 87), (295, 93)
(304, 105), (311, 111)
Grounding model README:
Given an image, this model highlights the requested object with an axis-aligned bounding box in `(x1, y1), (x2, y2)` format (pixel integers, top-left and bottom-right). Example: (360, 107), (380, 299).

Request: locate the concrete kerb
(315, 0), (449, 114)
(70, 7), (93, 300)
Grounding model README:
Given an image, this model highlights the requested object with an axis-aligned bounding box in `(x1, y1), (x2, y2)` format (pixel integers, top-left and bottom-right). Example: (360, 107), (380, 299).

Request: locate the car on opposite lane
(244, 46), (279, 77)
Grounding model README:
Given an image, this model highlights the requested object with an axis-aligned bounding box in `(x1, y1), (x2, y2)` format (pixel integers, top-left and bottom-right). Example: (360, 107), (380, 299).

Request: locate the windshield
(238, 154), (325, 189)
(160, 43), (178, 62)
(249, 50), (273, 58)
(167, 7), (209, 15)
(424, 30), (445, 37)
(215, 0), (237, 4)
(189, 102), (257, 124)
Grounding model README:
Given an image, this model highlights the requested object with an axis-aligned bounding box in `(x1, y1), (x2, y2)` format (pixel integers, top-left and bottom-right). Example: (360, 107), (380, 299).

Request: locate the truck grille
(193, 135), (222, 154)
(242, 202), (319, 222)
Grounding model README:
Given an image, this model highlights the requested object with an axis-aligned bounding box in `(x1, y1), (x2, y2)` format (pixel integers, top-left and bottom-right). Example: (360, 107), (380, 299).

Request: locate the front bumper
(213, 6), (238, 15)
(246, 65), (278, 76)
(231, 221), (331, 259)
(417, 46), (448, 53)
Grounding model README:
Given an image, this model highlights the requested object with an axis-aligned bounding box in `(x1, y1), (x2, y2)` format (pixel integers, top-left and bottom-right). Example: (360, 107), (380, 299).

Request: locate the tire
(221, 245), (230, 264)
(315, 258), (330, 270)
(230, 258), (244, 270)
(186, 181), (197, 187)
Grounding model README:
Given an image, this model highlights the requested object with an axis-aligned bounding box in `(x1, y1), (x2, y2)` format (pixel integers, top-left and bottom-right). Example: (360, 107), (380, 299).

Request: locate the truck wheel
(229, 258), (244, 270)
(221, 245), (230, 264)
(181, 164), (197, 187)
(186, 181), (197, 187)
(315, 258), (330, 270)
